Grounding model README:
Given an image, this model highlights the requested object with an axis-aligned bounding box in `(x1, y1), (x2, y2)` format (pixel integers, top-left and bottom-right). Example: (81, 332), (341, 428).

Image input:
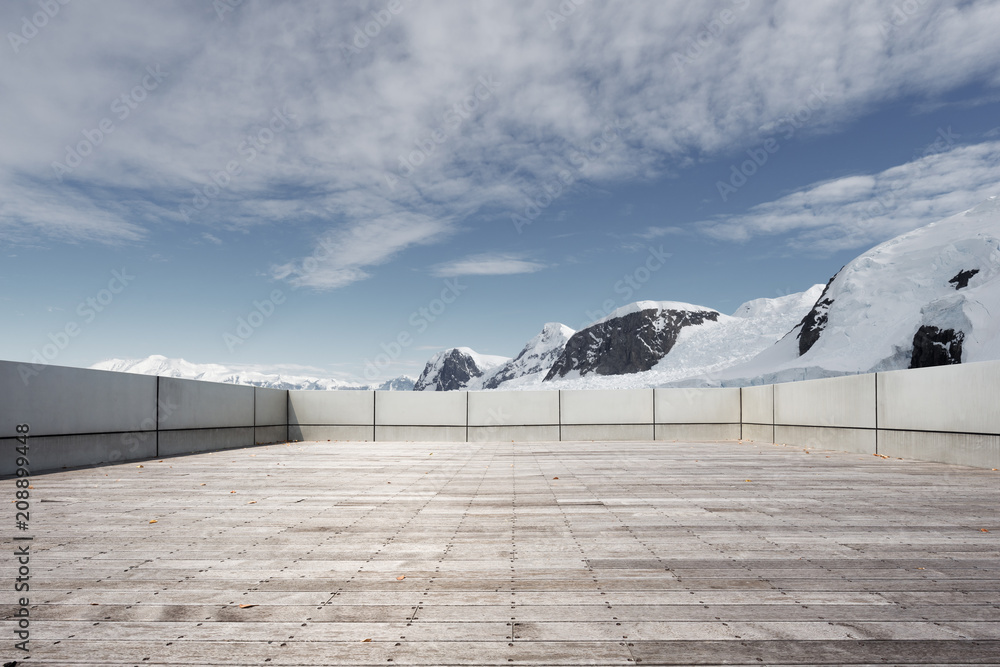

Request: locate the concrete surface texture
(289, 390), (375, 426)
(3, 439), (998, 666)
(468, 391), (560, 427)
(0, 360), (157, 438)
(773, 374), (876, 429)
(0, 361), (289, 474)
(653, 387), (741, 425)
(877, 359), (1000, 434)
(560, 389), (654, 425)
(158, 376), (254, 430)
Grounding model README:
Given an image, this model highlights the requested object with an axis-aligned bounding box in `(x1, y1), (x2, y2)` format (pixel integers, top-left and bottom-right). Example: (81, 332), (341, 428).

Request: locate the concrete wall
(157, 377), (254, 455)
(255, 387), (288, 445)
(877, 361), (1000, 468)
(468, 391), (560, 442)
(4, 358), (998, 473)
(773, 373), (877, 453)
(654, 387), (741, 441)
(289, 390), (375, 441)
(1, 361), (158, 474)
(750, 363), (1000, 468)
(740, 384), (774, 444)
(376, 391), (467, 442)
(0, 360), (285, 475)
(561, 389), (654, 441)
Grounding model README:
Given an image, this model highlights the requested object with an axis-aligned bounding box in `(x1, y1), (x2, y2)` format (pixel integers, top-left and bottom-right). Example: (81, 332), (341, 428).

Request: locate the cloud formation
(699, 141), (1000, 252)
(430, 253), (547, 278)
(2, 1), (1000, 282)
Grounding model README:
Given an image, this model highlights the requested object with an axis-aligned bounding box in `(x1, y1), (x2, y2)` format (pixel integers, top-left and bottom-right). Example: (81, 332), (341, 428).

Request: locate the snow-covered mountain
(712, 196), (1000, 386)
(412, 347), (509, 391)
(546, 302), (721, 380)
(486, 287), (822, 390)
(90, 355), (414, 391)
(89, 198), (1000, 393)
(483, 323), (575, 389)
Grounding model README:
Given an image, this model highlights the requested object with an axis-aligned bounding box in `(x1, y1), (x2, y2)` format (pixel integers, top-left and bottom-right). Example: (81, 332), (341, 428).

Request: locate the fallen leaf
(396, 575), (405, 580)
(149, 520), (157, 524)
(362, 638), (372, 642)
(200, 483), (206, 486)
(230, 491), (237, 494)
(553, 477), (559, 480)
(248, 501), (257, 504)
(239, 604), (257, 609)
(90, 602), (99, 605)
(982, 528), (991, 533)
(136, 465), (144, 468)
(744, 479), (752, 482)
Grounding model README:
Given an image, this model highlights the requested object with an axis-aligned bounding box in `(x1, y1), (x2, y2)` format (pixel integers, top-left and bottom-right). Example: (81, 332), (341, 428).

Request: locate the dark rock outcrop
(484, 323), (572, 389)
(948, 269), (980, 290)
(909, 326), (965, 368)
(796, 271), (840, 356)
(413, 348), (486, 391)
(544, 308), (719, 380)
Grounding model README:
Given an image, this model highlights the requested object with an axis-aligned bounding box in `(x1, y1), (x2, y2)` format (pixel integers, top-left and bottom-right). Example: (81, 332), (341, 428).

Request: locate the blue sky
(3, 0), (1000, 383)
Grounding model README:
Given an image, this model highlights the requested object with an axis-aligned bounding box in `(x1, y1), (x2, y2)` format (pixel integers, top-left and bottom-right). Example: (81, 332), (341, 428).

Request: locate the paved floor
(2, 440), (999, 666)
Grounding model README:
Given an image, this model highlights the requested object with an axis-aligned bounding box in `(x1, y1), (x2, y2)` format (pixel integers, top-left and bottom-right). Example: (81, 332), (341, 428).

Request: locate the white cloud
(430, 253), (547, 278)
(271, 213), (452, 289)
(637, 226), (686, 240)
(3, 1), (1000, 281)
(699, 141), (1000, 252)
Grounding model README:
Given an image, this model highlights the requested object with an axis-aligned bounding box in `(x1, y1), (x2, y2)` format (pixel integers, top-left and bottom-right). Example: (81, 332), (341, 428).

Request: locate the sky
(2, 0), (1000, 383)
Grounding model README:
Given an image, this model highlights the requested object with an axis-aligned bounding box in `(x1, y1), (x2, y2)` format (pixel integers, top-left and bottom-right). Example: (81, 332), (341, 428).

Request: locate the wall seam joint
(155, 376), (160, 458)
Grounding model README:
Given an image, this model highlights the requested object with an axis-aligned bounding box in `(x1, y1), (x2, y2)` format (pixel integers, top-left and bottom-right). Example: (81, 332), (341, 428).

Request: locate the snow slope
(412, 347), (510, 391)
(714, 196), (1000, 386)
(89, 199), (1000, 392)
(483, 323), (575, 389)
(91, 355), (414, 391)
(488, 287), (824, 390)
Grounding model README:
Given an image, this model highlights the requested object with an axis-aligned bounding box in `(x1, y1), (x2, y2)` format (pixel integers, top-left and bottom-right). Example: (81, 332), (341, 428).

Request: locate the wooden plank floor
(3, 440), (999, 666)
